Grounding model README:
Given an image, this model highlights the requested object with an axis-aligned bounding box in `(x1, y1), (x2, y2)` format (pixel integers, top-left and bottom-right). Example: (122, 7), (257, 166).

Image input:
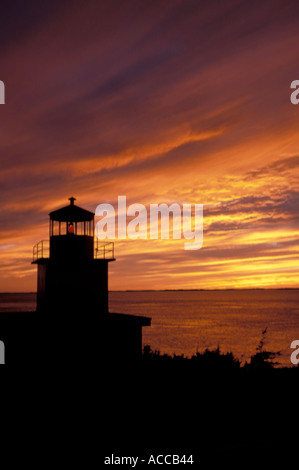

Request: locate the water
(0, 293), (36, 312)
(1, 290), (298, 367)
(109, 290), (299, 367)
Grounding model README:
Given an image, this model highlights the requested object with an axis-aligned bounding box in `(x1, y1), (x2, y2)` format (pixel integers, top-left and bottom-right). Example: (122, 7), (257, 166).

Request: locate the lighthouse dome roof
(49, 197), (94, 222)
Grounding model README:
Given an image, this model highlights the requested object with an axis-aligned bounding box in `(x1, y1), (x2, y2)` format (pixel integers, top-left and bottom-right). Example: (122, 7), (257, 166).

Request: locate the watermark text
(95, 196), (203, 250)
(0, 81), (5, 104)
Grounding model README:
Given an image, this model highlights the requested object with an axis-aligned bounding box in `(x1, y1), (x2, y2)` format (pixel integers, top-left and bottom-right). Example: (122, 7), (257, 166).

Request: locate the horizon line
(1, 287), (299, 294)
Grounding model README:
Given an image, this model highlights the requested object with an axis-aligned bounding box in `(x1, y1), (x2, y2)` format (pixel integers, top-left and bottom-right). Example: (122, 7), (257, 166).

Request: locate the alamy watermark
(0, 341), (5, 364)
(95, 196), (203, 250)
(290, 340), (299, 365)
(0, 81), (5, 104)
(290, 80), (299, 104)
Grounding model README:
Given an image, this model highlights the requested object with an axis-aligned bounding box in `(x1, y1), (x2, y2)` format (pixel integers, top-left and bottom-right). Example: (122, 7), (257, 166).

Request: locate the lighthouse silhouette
(31, 197), (151, 363)
(33, 196), (111, 314)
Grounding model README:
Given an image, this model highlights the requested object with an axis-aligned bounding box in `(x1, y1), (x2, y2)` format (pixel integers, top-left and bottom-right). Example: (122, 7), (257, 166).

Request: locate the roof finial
(69, 197), (76, 206)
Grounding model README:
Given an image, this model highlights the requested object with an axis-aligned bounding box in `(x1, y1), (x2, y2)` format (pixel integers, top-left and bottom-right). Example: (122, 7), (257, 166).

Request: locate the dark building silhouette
(0, 197), (150, 365)
(32, 197), (151, 362)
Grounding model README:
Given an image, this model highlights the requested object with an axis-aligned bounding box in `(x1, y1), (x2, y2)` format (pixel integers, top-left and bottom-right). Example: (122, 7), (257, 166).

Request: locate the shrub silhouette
(142, 327), (289, 371)
(143, 345), (186, 362)
(247, 327), (281, 369)
(142, 344), (240, 370)
(190, 346), (241, 370)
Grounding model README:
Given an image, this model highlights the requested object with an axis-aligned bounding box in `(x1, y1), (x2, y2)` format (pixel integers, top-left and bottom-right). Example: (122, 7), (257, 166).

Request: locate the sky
(1, 0), (299, 291)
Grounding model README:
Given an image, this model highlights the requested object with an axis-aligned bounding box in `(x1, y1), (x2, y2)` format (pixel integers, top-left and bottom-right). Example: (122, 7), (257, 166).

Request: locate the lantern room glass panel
(53, 221), (60, 236)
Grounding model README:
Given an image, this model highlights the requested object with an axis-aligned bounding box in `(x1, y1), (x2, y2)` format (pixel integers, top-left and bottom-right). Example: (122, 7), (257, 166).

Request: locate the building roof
(104, 312), (151, 327)
(49, 197), (94, 222)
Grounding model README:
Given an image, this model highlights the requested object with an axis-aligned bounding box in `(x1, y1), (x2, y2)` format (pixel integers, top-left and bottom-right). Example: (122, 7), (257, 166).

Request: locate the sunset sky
(1, 0), (299, 291)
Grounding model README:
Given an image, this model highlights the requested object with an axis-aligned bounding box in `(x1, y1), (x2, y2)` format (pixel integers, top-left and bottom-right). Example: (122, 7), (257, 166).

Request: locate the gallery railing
(94, 241), (114, 259)
(32, 239), (114, 260)
(32, 240), (49, 261)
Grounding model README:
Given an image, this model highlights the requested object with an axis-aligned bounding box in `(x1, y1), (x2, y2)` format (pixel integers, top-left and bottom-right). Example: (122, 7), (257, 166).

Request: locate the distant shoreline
(113, 287), (299, 292)
(1, 287), (299, 294)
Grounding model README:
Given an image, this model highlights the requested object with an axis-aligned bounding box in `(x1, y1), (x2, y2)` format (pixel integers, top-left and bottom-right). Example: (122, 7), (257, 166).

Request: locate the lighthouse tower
(31, 197), (150, 362)
(32, 197), (114, 315)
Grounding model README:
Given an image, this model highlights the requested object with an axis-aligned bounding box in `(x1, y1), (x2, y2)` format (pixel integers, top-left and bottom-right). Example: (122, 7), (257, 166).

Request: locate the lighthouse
(32, 197), (151, 362)
(33, 196), (113, 315)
